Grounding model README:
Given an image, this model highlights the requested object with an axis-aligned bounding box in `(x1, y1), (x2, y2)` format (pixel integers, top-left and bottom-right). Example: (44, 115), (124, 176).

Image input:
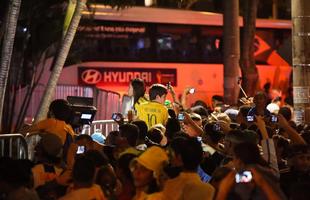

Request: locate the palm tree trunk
(240, 0), (259, 97)
(223, 0), (240, 105)
(34, 0), (86, 122)
(0, 0), (22, 132)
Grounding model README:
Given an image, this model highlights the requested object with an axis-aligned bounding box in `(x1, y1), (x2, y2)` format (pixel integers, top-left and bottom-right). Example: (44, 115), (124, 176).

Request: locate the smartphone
(112, 113), (122, 122)
(271, 115), (278, 123)
(235, 171), (253, 183)
(247, 115), (254, 122)
(189, 88), (195, 94)
(178, 113), (185, 121)
(76, 146), (85, 154)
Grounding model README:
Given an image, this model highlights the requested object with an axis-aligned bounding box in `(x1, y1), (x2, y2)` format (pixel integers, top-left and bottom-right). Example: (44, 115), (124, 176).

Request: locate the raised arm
(278, 114), (306, 145)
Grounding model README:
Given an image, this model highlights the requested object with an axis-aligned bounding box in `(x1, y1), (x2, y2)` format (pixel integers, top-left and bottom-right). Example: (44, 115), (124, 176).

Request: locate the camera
(178, 113), (185, 121)
(235, 171), (253, 183)
(271, 114), (278, 123)
(67, 96), (97, 128)
(189, 88), (195, 94)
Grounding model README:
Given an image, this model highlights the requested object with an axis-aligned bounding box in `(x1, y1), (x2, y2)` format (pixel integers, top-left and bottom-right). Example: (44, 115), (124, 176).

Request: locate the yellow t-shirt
(134, 96), (149, 111)
(136, 101), (168, 129)
(32, 164), (63, 188)
(28, 118), (75, 145)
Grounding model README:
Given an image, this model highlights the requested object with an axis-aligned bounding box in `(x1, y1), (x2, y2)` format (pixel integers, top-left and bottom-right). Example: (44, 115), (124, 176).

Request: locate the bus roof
(82, 4), (291, 29)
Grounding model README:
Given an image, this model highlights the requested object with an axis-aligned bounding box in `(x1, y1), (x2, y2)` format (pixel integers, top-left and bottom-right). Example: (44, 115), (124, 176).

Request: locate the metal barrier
(0, 120), (121, 160)
(25, 134), (42, 161)
(0, 134), (28, 159)
(83, 120), (119, 137)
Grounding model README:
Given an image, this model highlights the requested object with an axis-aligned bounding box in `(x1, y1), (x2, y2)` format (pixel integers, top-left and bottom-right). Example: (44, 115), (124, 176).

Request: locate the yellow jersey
(136, 101), (168, 129)
(134, 96), (149, 111)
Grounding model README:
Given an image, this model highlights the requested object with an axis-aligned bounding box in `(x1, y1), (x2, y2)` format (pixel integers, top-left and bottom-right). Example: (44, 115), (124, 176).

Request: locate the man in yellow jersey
(136, 84), (168, 129)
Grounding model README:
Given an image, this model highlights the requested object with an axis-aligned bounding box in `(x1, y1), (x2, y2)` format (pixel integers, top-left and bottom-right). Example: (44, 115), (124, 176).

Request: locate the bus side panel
(59, 62), (291, 105)
(256, 65), (291, 97)
(60, 62), (224, 106)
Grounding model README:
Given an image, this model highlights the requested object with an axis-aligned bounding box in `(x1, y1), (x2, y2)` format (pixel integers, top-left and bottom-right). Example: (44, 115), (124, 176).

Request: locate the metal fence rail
(83, 120), (119, 137)
(0, 120), (121, 160)
(0, 134), (28, 159)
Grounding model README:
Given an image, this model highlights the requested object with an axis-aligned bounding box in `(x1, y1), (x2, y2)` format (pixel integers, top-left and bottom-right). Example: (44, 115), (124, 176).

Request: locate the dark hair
(238, 105), (251, 118)
(170, 136), (203, 171)
(146, 178), (160, 194)
(233, 142), (268, 166)
(190, 105), (209, 118)
(212, 95), (224, 103)
(0, 158), (33, 188)
(284, 97), (293, 107)
(204, 122), (224, 144)
(149, 84), (167, 101)
(146, 128), (163, 147)
(210, 167), (232, 184)
(131, 78), (146, 105)
(73, 156), (96, 185)
(119, 123), (139, 147)
(132, 120), (148, 141)
(263, 82), (271, 91)
(117, 153), (137, 182)
(96, 165), (117, 197)
(225, 129), (258, 144)
(192, 100), (208, 109)
(84, 150), (110, 167)
(165, 118), (181, 141)
(76, 134), (93, 142)
(105, 131), (119, 146)
(168, 108), (177, 119)
(48, 99), (72, 122)
(279, 106), (292, 121)
(272, 96), (282, 103)
(273, 135), (290, 158)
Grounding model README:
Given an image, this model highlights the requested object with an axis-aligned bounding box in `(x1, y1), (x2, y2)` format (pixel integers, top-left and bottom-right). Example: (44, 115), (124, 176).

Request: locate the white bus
(59, 5), (292, 105)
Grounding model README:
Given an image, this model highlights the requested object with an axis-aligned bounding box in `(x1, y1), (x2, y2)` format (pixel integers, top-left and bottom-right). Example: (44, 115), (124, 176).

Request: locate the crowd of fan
(0, 78), (309, 200)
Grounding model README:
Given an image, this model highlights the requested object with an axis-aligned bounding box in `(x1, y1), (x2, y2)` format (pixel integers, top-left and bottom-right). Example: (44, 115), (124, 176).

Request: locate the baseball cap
(135, 146), (168, 179)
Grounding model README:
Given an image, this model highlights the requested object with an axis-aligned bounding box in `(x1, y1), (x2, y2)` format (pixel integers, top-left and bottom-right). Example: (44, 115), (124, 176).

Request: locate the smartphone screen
(76, 146), (85, 154)
(81, 113), (92, 120)
(213, 123), (221, 132)
(247, 115), (254, 122)
(271, 115), (278, 123)
(189, 88), (195, 94)
(235, 171), (252, 183)
(112, 113), (121, 121)
(178, 113), (185, 121)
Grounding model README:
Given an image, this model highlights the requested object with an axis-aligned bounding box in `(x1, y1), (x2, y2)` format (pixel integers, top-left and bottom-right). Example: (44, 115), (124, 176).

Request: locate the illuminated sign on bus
(78, 67), (177, 87)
